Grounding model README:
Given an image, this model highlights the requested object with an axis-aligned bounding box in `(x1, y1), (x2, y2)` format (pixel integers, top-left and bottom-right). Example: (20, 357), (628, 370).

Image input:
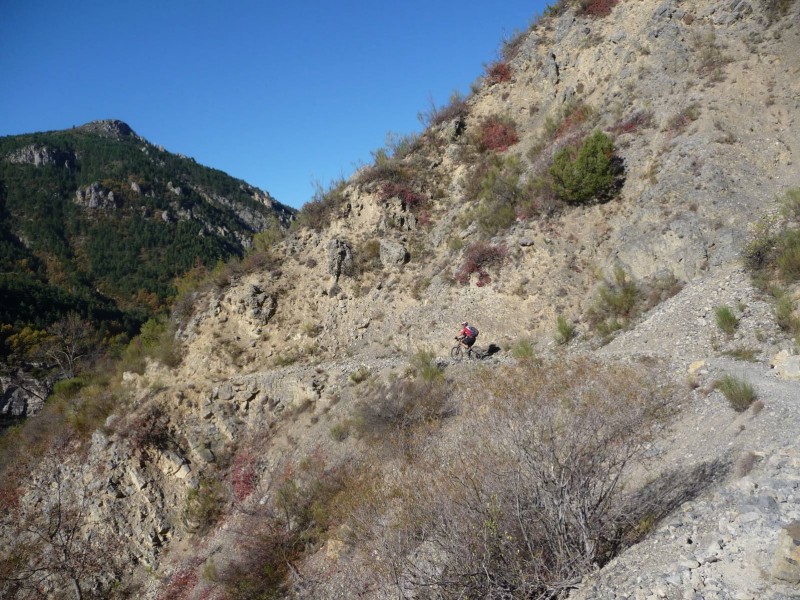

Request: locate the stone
(771, 521), (800, 583)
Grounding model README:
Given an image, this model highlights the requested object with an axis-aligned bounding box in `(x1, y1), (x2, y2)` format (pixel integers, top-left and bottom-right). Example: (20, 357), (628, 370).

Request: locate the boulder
(379, 239), (410, 268)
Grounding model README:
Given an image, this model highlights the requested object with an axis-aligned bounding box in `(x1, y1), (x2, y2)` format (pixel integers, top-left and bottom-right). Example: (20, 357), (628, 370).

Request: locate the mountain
(0, 120), (293, 409)
(1, 1), (799, 599)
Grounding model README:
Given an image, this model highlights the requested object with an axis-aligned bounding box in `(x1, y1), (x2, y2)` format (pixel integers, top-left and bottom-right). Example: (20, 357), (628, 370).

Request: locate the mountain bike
(450, 338), (484, 361)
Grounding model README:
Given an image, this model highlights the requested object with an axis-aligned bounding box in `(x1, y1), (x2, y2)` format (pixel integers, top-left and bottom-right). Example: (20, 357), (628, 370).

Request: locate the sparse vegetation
(743, 189), (800, 343)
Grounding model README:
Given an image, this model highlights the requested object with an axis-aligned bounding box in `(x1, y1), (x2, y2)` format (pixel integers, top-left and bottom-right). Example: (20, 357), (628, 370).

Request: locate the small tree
(549, 131), (622, 204)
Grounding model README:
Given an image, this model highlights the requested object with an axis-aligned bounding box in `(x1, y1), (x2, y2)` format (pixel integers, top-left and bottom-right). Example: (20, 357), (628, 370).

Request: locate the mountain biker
(456, 321), (478, 353)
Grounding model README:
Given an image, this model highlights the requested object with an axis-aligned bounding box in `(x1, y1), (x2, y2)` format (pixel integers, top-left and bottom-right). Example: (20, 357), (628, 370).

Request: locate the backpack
(467, 325), (479, 338)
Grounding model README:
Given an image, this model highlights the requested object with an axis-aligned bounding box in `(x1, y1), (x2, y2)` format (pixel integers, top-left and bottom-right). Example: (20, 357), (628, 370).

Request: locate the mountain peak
(76, 119), (137, 139)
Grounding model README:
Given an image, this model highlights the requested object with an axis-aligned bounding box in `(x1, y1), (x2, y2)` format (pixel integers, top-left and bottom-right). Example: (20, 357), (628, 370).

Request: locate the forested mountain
(0, 120), (293, 374)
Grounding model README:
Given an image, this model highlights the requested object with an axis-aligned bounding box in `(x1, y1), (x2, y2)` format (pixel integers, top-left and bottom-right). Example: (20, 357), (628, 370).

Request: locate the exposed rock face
(5, 144), (74, 169)
(74, 182), (120, 210)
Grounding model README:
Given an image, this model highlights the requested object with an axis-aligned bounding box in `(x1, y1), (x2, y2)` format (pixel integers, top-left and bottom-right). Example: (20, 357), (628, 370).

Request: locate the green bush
(549, 131), (622, 204)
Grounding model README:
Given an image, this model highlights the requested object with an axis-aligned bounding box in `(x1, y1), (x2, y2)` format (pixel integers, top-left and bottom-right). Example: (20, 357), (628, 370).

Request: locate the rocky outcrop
(327, 238), (354, 279)
(5, 144), (75, 169)
(74, 182), (120, 210)
(76, 119), (137, 139)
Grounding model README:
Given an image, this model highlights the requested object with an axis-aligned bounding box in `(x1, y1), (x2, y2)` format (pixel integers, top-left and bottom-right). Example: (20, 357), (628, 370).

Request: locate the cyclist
(456, 321), (479, 354)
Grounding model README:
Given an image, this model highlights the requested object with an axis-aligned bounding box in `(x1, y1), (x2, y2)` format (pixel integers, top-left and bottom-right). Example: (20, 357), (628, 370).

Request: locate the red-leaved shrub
(379, 182), (427, 208)
(455, 242), (507, 286)
(486, 61), (513, 85)
(478, 116), (519, 153)
(578, 0), (620, 18)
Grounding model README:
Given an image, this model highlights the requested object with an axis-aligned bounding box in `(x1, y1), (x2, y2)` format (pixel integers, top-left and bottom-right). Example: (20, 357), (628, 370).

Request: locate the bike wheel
(450, 345), (463, 360)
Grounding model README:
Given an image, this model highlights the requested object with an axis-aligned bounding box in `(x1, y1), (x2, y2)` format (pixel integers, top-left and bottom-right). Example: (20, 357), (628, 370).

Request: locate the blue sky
(1, 1), (547, 209)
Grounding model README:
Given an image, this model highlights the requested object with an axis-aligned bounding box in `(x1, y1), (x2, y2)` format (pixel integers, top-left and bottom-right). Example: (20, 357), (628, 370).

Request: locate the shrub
(379, 182), (427, 208)
(477, 115), (519, 152)
(609, 110), (654, 135)
(588, 267), (641, 337)
(511, 338), (536, 360)
(722, 346), (758, 362)
(454, 242), (507, 286)
(419, 91), (468, 127)
(354, 239), (382, 275)
(693, 32), (731, 79)
(295, 178), (347, 231)
(329, 421), (351, 442)
(349, 366), (370, 384)
(780, 188), (800, 221)
(354, 377), (452, 443)
(555, 315), (576, 344)
(665, 104), (700, 135)
(549, 130), (622, 204)
(715, 306), (739, 335)
(364, 358), (672, 598)
(486, 61), (513, 85)
(715, 375), (757, 412)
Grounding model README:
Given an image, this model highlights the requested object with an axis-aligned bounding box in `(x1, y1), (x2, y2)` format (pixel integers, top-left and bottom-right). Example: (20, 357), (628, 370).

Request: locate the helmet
(461, 321), (468, 326)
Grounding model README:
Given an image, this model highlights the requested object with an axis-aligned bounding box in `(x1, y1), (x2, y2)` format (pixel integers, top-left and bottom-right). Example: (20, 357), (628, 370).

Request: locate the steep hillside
(1, 1), (799, 599)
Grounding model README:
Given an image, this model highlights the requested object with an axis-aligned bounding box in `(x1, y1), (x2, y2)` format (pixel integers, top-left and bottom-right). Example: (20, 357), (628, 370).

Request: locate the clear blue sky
(1, 1), (547, 209)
